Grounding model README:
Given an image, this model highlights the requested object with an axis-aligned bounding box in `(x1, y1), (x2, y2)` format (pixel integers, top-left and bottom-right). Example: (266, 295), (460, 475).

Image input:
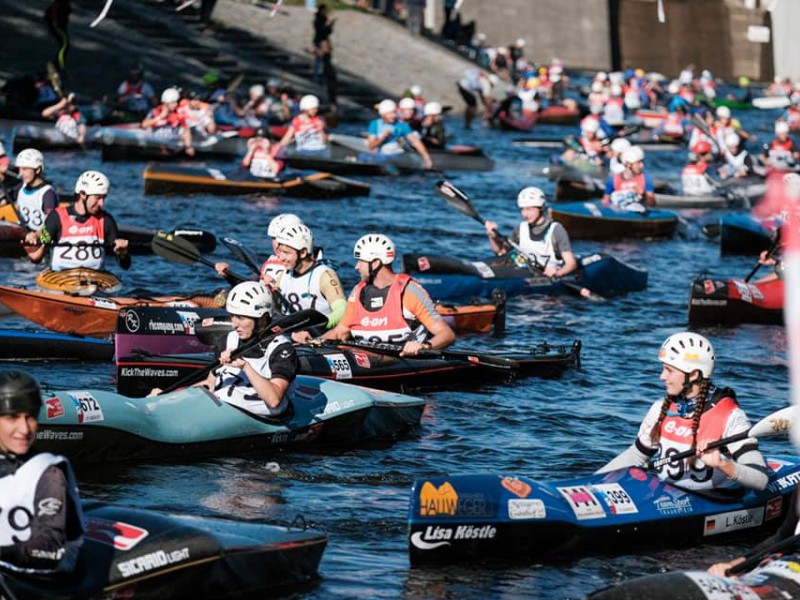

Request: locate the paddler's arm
(697, 436), (768, 491)
(318, 270), (346, 328)
(595, 442), (655, 474)
(407, 132), (434, 170)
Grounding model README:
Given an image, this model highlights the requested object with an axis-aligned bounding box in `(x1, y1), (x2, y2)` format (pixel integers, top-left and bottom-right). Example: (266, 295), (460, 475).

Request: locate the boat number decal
(92, 298), (117, 309)
(557, 486), (606, 520)
(208, 168), (226, 180)
(325, 354), (352, 379)
(501, 477), (531, 498)
(683, 572), (760, 599)
(765, 496), (783, 521)
(584, 202), (603, 217)
(419, 481), (458, 517)
(470, 261), (495, 279)
(45, 398), (65, 419)
(85, 517), (149, 551)
(703, 507), (764, 537)
(70, 392), (104, 424)
(592, 483), (638, 515)
(508, 498), (546, 520)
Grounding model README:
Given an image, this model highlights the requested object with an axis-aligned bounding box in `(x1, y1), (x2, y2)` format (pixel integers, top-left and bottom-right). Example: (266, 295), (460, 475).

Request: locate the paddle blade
(750, 406), (794, 438)
(221, 237), (262, 274)
(173, 229), (217, 254)
(435, 180), (484, 225)
(151, 230), (202, 265)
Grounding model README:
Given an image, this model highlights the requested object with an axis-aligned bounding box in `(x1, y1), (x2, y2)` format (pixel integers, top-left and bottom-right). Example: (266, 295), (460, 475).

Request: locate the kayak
(0, 285), (224, 337)
(553, 175), (702, 205)
(589, 557), (800, 599)
(688, 276), (783, 326)
(115, 338), (582, 397)
(0, 220), (25, 257)
(36, 267), (122, 295)
(323, 133), (494, 172)
(35, 376), (426, 464)
(494, 106), (582, 132)
(549, 201), (679, 240)
(402, 252), (648, 300)
(712, 97), (755, 111)
(407, 454), (800, 566)
(142, 163), (372, 198)
(2, 502), (326, 599)
(752, 96), (791, 110)
(653, 192), (732, 209)
(0, 328), (114, 361)
(633, 108), (668, 129)
(513, 134), (684, 152)
(11, 123), (86, 153)
(718, 213), (779, 256)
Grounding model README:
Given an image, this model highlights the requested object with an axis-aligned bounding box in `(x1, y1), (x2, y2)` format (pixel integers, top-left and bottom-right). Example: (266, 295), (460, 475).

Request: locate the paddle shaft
(649, 429), (756, 470)
(745, 236), (780, 283)
(335, 340), (519, 371)
(161, 309), (327, 393)
(0, 573), (18, 600)
(727, 531), (800, 576)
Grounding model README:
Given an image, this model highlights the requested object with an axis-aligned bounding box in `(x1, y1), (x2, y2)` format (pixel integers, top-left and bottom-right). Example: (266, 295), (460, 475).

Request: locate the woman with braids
(596, 332), (768, 491)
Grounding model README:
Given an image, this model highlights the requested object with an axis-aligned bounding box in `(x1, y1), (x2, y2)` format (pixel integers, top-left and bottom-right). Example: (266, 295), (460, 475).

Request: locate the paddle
(0, 572), (18, 600)
(160, 308), (328, 393)
(333, 339), (519, 372)
(647, 405), (794, 471)
(744, 234), (780, 283)
(727, 531), (800, 576)
(434, 180), (605, 302)
(221, 237), (263, 275)
(151, 231), (248, 284)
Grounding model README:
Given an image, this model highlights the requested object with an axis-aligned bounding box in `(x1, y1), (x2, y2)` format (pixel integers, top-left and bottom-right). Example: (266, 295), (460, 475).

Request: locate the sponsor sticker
(123, 309), (141, 333)
(92, 298), (117, 309)
(683, 571), (761, 599)
(85, 518), (149, 551)
(557, 486), (606, 520)
(417, 256), (430, 271)
(767, 459), (792, 473)
(410, 524), (497, 551)
(703, 507), (764, 537)
(501, 477), (531, 499)
(419, 481), (458, 517)
(117, 547), (191, 578)
(70, 392), (104, 424)
(324, 353), (353, 380)
(654, 492), (693, 515)
(175, 311), (201, 334)
(352, 351), (371, 369)
(768, 471), (800, 493)
(752, 560), (800, 587)
(46, 398), (64, 420)
(585, 202), (603, 217)
(508, 498), (546, 520)
(765, 496), (783, 521)
(703, 279), (715, 295)
(470, 261), (495, 279)
(592, 483), (638, 515)
(733, 280), (753, 304)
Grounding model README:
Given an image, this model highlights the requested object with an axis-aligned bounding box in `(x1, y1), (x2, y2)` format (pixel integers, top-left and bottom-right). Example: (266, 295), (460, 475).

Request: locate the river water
(0, 92), (791, 598)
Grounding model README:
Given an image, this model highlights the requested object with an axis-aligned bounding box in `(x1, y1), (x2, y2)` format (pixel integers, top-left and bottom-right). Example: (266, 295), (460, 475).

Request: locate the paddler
(420, 102), (446, 149)
(151, 281), (299, 418)
(0, 369), (85, 574)
(597, 332), (768, 491)
(601, 145), (655, 209)
(5, 148), (58, 235)
(40, 92), (86, 144)
(141, 87), (195, 156)
(681, 140), (719, 196)
(759, 120), (799, 170)
(272, 222), (347, 342)
(26, 170), (130, 271)
(484, 186), (578, 279)
(316, 233), (455, 357)
(366, 99), (433, 170)
(241, 128), (283, 179)
(277, 94), (329, 154)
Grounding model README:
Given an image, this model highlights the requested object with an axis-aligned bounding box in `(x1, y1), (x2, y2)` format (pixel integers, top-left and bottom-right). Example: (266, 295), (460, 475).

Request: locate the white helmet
(596, 71), (608, 82)
(249, 84), (265, 97)
(591, 81), (604, 93)
(353, 233), (395, 265)
(299, 94), (319, 111)
(775, 121), (790, 135)
(658, 332), (715, 379)
(398, 97), (416, 110)
(410, 85), (422, 96)
(226, 281), (273, 318)
(423, 102), (442, 116)
(581, 118), (600, 134)
(161, 87), (180, 104)
(610, 84), (622, 96)
(715, 105), (731, 119)
(610, 138), (632, 154)
(622, 146), (645, 164)
(516, 186), (546, 208)
(725, 133), (741, 148)
(267, 213), (303, 238)
(276, 223), (313, 254)
(14, 148), (44, 171)
(75, 170), (110, 195)
(377, 99), (397, 115)
(667, 80), (680, 95)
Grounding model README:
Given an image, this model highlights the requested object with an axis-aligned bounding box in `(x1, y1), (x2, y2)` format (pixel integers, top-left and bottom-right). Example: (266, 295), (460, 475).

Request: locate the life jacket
(681, 162), (715, 196)
(0, 452), (84, 575)
(51, 205), (105, 271)
(517, 220), (563, 270)
(278, 262), (334, 316)
(612, 172), (646, 195)
(248, 143), (280, 178)
(16, 183), (54, 230)
(579, 135), (604, 156)
(177, 101), (212, 131)
(291, 114), (327, 152)
(603, 97), (625, 125)
(147, 105), (185, 133)
(55, 110), (81, 139)
(661, 113), (685, 137)
(768, 138), (795, 161)
(348, 273), (415, 343)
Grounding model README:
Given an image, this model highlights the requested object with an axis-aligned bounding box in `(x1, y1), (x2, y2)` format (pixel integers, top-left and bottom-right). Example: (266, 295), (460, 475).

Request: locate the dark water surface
(0, 98), (790, 598)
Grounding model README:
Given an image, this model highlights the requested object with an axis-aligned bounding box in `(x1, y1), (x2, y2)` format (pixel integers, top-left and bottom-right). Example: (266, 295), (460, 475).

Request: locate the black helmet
(0, 370), (42, 417)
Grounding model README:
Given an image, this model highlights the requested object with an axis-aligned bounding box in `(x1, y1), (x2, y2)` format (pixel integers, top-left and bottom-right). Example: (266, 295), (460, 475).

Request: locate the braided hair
(649, 376), (711, 457)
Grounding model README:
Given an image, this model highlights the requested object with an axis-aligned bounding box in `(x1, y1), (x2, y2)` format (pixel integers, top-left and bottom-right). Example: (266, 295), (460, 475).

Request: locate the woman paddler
(597, 332), (768, 491)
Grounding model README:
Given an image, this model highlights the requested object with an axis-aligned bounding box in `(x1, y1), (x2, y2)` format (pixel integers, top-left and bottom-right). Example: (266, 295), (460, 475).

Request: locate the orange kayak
(0, 285), (224, 337)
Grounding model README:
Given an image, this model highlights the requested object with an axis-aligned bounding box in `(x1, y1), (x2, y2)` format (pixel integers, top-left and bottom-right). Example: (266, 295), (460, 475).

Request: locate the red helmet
(692, 140), (712, 155)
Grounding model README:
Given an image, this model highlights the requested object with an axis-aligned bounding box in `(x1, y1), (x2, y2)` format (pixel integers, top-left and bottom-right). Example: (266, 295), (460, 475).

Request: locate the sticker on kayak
(416, 256), (431, 271)
(70, 392), (104, 424)
(508, 498), (546, 520)
(352, 351), (371, 369)
(584, 202), (603, 217)
(765, 496), (783, 521)
(683, 571), (760, 600)
(175, 310), (201, 334)
(85, 517), (149, 551)
(501, 477), (531, 499)
(592, 483), (638, 515)
(208, 168), (226, 180)
(733, 280), (753, 304)
(46, 397), (65, 419)
(747, 559), (800, 588)
(470, 261), (495, 279)
(324, 354), (352, 379)
(557, 486), (606, 520)
(703, 507), (764, 537)
(91, 298), (117, 309)
(419, 481), (459, 517)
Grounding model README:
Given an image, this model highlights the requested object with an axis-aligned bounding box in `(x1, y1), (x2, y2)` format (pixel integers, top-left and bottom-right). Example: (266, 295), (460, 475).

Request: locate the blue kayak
(0, 328), (114, 361)
(36, 376), (425, 464)
(402, 252), (648, 300)
(407, 455), (800, 565)
(549, 201), (679, 240)
(718, 213), (780, 256)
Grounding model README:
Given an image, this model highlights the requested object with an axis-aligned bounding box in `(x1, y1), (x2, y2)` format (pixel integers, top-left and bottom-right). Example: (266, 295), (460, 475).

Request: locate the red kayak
(495, 106), (581, 132)
(688, 276), (783, 325)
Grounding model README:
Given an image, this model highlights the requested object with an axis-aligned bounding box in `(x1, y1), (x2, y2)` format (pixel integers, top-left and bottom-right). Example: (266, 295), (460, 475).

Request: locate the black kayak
(95, 126), (249, 162)
(2, 502), (326, 599)
(0, 329), (114, 361)
(142, 163), (372, 198)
